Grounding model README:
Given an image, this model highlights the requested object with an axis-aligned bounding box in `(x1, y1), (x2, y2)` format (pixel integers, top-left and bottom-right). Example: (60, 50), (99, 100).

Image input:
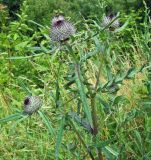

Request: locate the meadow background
(0, 0), (151, 159)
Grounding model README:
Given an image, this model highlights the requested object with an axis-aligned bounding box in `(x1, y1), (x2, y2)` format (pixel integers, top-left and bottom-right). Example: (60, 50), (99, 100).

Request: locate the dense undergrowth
(0, 0), (151, 160)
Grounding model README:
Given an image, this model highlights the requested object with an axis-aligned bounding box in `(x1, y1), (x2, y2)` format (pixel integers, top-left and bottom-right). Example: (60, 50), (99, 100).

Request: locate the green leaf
(28, 20), (45, 28)
(68, 111), (92, 133)
(141, 100), (151, 105)
(105, 146), (119, 157)
(134, 130), (143, 154)
(134, 130), (142, 146)
(0, 113), (23, 124)
(10, 115), (29, 132)
(38, 111), (55, 136)
(114, 17), (130, 33)
(126, 67), (137, 79)
(98, 97), (110, 113)
(6, 53), (44, 60)
(55, 117), (65, 159)
(91, 139), (114, 149)
(105, 64), (114, 83)
(74, 64), (93, 128)
(113, 96), (129, 106)
(55, 62), (62, 108)
(123, 109), (138, 124)
(115, 70), (127, 83)
(80, 49), (99, 63)
(18, 79), (32, 95)
(15, 41), (29, 50)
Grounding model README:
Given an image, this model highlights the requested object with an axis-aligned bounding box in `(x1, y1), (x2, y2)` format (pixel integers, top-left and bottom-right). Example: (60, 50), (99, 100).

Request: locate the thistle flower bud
(50, 15), (76, 42)
(23, 96), (42, 115)
(111, 17), (120, 28)
(102, 15), (120, 30)
(102, 16), (111, 27)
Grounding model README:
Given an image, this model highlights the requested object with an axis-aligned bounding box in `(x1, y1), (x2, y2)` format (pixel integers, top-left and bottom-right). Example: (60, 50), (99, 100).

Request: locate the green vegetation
(0, 0), (151, 159)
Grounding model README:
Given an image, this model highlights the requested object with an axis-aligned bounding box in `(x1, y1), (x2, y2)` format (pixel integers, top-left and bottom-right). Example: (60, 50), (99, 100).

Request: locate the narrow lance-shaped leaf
(38, 111), (55, 136)
(114, 17), (130, 33)
(10, 115), (29, 132)
(104, 146), (119, 157)
(18, 79), (32, 96)
(126, 67), (137, 79)
(74, 63), (93, 128)
(28, 20), (45, 28)
(0, 113), (24, 124)
(68, 111), (92, 133)
(80, 48), (99, 63)
(55, 117), (65, 159)
(91, 139), (114, 149)
(55, 61), (62, 108)
(6, 53), (44, 60)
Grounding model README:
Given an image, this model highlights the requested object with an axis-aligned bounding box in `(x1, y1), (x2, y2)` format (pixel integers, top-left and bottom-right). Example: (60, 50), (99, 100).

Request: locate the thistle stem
(91, 62), (104, 160)
(69, 119), (95, 160)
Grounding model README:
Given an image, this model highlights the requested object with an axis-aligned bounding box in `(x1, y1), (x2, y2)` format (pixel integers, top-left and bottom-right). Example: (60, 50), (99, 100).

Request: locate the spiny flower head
(23, 96), (42, 115)
(50, 15), (76, 42)
(102, 14), (120, 30)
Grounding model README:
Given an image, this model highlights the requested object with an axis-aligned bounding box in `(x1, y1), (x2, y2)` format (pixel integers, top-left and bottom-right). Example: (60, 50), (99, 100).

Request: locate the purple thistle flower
(111, 17), (120, 28)
(102, 14), (120, 30)
(102, 16), (111, 27)
(23, 96), (42, 115)
(50, 15), (76, 42)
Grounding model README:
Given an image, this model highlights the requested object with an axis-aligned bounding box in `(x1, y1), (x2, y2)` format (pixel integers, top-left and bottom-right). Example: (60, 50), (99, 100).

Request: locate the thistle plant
(0, 4), (149, 159)
(49, 13), (145, 160)
(50, 14), (104, 160)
